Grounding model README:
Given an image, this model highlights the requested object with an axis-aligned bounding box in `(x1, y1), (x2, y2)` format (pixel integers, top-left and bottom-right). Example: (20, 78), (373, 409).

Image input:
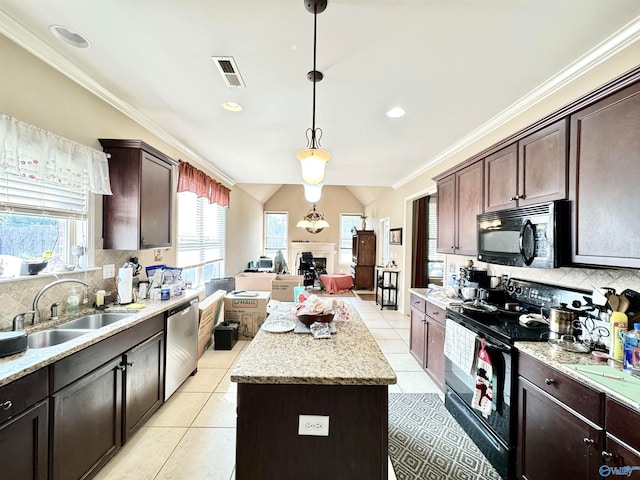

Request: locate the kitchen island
(230, 304), (396, 480)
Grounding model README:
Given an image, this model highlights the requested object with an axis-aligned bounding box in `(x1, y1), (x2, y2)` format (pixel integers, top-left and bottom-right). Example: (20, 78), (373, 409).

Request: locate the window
(339, 214), (361, 264)
(0, 174), (88, 278)
(264, 211), (288, 266)
(177, 191), (226, 287)
(428, 197), (444, 282)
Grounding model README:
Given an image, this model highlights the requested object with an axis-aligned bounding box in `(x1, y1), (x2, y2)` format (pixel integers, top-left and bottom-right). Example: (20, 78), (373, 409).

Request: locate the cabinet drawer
(518, 351), (604, 425)
(426, 302), (445, 325)
(410, 294), (426, 313)
(606, 397), (640, 451)
(0, 368), (48, 423)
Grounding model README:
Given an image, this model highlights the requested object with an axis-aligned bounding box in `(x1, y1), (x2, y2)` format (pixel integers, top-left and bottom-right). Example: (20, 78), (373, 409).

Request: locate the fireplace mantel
(289, 242), (336, 274)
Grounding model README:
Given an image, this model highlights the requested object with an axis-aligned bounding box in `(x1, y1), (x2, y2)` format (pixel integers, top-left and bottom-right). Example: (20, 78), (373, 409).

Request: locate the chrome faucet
(32, 279), (91, 325)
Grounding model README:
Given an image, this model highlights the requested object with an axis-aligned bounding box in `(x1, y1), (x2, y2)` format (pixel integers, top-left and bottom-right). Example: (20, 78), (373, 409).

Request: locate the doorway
(411, 195), (444, 287)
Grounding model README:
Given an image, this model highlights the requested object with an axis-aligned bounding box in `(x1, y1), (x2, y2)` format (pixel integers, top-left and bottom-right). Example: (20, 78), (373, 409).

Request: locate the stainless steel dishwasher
(165, 297), (199, 400)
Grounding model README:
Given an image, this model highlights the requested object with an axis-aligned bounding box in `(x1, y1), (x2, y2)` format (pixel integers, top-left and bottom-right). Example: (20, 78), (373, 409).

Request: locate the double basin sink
(27, 313), (132, 349)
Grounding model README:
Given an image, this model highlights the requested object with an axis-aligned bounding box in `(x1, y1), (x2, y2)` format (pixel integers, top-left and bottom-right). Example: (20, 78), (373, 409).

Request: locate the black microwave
(477, 200), (569, 268)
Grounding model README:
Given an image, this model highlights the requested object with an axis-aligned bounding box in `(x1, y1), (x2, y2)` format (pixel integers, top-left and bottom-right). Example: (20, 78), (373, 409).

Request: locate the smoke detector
(211, 56), (246, 88)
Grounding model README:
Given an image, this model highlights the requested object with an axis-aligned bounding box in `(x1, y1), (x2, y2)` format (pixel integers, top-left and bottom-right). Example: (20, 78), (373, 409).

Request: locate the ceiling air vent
(211, 56), (246, 88)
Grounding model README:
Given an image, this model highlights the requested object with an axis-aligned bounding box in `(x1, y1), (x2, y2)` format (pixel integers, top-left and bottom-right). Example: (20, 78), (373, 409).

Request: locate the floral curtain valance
(0, 113), (112, 195)
(177, 161), (230, 207)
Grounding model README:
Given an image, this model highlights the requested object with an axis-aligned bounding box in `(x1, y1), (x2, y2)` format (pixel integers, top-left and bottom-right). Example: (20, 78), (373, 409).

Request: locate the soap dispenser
(66, 287), (80, 313)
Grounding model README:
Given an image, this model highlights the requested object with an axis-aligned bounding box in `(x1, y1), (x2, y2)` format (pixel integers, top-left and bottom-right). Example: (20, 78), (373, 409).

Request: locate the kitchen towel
(444, 319), (478, 375)
(472, 338), (494, 418)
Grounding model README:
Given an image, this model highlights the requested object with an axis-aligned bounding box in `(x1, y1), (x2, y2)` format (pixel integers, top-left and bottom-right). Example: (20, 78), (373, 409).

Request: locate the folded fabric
(444, 319), (478, 375)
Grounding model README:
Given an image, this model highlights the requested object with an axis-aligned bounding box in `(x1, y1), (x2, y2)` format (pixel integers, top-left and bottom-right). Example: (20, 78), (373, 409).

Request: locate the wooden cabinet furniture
(569, 81), (640, 268)
(99, 139), (176, 250)
(351, 230), (376, 290)
(0, 369), (49, 480)
(517, 351), (605, 480)
(49, 313), (165, 480)
(484, 119), (568, 212)
(436, 160), (483, 255)
(603, 398), (640, 472)
(409, 293), (445, 391)
(375, 268), (398, 310)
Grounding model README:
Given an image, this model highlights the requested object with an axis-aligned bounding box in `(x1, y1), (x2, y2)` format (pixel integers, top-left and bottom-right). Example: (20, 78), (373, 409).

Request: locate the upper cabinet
(569, 82), (640, 268)
(437, 160), (483, 255)
(99, 139), (176, 250)
(484, 119), (568, 212)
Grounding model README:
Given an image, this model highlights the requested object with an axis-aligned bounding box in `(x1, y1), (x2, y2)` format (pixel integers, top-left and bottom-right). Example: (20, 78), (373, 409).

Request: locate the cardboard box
(224, 291), (271, 339)
(271, 275), (304, 302)
(235, 272), (276, 292)
(197, 290), (225, 357)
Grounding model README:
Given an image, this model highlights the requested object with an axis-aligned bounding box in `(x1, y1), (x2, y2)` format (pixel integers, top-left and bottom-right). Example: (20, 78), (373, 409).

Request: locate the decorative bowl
(25, 261), (48, 275)
(296, 312), (334, 326)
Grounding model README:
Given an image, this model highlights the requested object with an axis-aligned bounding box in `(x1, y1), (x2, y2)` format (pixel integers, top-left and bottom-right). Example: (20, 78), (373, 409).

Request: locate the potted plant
(360, 213), (368, 230)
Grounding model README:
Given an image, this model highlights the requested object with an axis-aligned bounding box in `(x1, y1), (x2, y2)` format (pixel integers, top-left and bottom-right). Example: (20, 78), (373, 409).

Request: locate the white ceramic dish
(261, 319), (295, 333)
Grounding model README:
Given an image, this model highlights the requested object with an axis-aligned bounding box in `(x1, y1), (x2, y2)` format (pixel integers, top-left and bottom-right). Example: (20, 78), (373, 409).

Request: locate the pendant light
(296, 0), (330, 185)
(296, 203), (329, 234)
(303, 182), (323, 202)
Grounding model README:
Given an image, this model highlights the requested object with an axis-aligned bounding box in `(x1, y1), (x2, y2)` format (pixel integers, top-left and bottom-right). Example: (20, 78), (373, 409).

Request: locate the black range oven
(444, 279), (594, 480)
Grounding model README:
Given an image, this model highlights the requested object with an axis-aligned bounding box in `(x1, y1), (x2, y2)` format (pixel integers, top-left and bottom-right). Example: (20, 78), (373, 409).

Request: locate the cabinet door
(409, 307), (426, 368)
(0, 400), (48, 480)
(140, 151), (172, 249)
(455, 161), (484, 255)
(517, 377), (603, 480)
(52, 357), (123, 480)
(518, 119), (568, 206)
(484, 143), (518, 212)
(569, 82), (640, 268)
(425, 317), (445, 391)
(436, 174), (456, 254)
(123, 331), (165, 442)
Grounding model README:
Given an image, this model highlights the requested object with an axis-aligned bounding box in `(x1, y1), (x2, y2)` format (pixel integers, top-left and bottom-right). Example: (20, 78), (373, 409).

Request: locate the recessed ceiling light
(49, 25), (90, 49)
(386, 107), (406, 118)
(222, 101), (243, 112)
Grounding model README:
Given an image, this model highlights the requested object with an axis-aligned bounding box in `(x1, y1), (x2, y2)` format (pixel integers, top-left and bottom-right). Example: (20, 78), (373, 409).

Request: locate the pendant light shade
(297, 0), (330, 185)
(303, 182), (323, 202)
(296, 203), (329, 234)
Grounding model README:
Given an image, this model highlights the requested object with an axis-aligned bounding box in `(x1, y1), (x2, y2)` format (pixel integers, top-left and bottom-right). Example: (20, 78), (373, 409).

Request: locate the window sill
(0, 267), (100, 284)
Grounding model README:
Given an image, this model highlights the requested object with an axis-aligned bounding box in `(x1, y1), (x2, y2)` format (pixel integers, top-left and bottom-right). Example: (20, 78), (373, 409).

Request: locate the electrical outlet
(102, 264), (115, 279)
(298, 415), (329, 436)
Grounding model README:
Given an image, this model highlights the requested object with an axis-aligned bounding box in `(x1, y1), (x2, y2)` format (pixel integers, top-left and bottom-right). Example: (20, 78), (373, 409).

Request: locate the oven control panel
(505, 279), (594, 312)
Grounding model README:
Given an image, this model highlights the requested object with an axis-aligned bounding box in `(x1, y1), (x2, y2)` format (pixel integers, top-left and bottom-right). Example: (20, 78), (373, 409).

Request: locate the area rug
(388, 393), (502, 480)
(356, 292), (376, 301)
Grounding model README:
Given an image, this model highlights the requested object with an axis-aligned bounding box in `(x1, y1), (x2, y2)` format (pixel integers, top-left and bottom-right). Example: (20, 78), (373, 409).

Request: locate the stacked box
(197, 290), (225, 358)
(235, 272), (276, 291)
(271, 275), (304, 302)
(224, 291), (271, 339)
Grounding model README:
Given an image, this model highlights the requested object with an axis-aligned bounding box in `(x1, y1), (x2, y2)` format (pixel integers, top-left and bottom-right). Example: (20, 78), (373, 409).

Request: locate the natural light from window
(340, 214), (361, 264)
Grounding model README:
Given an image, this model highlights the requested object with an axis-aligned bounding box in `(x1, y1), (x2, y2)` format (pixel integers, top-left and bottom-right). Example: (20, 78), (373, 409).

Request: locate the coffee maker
(459, 267), (489, 289)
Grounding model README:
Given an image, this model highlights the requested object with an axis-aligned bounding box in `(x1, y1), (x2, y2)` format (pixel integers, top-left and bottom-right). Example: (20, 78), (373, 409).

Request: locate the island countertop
(230, 305), (397, 386)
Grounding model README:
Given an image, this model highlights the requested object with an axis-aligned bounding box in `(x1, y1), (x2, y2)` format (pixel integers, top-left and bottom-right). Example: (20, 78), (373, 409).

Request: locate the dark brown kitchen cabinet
(602, 398), (640, 471)
(123, 331), (164, 442)
(569, 81), (640, 268)
(99, 139), (176, 250)
(409, 293), (445, 391)
(351, 230), (376, 290)
(517, 352), (605, 480)
(0, 369), (49, 480)
(436, 160), (483, 255)
(484, 119), (568, 212)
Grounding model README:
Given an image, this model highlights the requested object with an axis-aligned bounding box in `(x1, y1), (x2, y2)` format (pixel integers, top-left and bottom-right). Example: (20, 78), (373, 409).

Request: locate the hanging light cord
(307, 4), (323, 150)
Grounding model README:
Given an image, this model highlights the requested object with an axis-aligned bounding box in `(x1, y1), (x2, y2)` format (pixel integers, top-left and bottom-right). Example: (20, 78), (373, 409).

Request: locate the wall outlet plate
(102, 264), (115, 279)
(298, 415), (329, 436)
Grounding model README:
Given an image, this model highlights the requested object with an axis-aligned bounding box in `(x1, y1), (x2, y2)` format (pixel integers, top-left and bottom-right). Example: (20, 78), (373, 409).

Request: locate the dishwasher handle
(167, 297), (199, 317)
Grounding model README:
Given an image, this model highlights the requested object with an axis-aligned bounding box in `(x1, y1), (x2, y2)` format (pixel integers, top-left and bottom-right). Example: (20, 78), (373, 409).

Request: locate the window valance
(0, 113), (112, 195)
(177, 161), (230, 207)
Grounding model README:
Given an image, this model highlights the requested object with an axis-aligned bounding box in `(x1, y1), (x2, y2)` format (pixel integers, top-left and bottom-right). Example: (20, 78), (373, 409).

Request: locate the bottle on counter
(66, 287), (80, 313)
(622, 323), (640, 373)
(610, 311), (628, 360)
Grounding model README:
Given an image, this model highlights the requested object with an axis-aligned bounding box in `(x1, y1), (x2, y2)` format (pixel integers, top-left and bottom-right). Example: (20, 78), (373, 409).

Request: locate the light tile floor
(94, 296), (442, 480)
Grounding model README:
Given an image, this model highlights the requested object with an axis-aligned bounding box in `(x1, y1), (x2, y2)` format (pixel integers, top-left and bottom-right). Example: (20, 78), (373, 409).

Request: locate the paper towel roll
(118, 267), (133, 304)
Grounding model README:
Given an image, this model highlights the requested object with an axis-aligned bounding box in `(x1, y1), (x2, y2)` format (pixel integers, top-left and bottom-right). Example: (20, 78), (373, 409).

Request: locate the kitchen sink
(27, 329), (88, 349)
(56, 313), (132, 330)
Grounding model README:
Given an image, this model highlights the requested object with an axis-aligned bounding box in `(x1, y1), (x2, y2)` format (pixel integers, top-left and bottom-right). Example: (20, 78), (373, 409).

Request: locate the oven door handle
(479, 337), (510, 353)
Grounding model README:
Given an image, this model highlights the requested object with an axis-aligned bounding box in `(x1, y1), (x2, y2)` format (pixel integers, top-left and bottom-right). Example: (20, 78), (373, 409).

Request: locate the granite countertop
(230, 305), (397, 386)
(516, 341), (640, 413)
(0, 291), (200, 388)
(409, 286), (459, 310)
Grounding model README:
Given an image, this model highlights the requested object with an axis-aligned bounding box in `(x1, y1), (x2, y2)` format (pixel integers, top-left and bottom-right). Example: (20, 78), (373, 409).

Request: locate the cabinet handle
(544, 378), (555, 385)
(510, 195), (517, 201)
(126, 362), (135, 368)
(602, 451), (614, 461)
(1, 400), (12, 410)
(583, 438), (594, 446)
(116, 365), (126, 371)
(519, 194), (526, 200)
(450, 246), (455, 251)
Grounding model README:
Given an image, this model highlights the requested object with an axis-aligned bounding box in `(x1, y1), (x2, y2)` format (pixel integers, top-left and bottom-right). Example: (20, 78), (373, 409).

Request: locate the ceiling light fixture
(296, 203), (329, 234)
(386, 107), (406, 118)
(296, 0), (330, 185)
(303, 182), (323, 202)
(222, 101), (243, 112)
(49, 25), (90, 49)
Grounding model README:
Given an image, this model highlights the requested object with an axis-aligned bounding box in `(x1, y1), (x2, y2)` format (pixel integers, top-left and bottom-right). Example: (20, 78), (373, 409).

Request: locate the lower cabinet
(51, 357), (123, 480)
(409, 294), (445, 391)
(602, 398), (640, 472)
